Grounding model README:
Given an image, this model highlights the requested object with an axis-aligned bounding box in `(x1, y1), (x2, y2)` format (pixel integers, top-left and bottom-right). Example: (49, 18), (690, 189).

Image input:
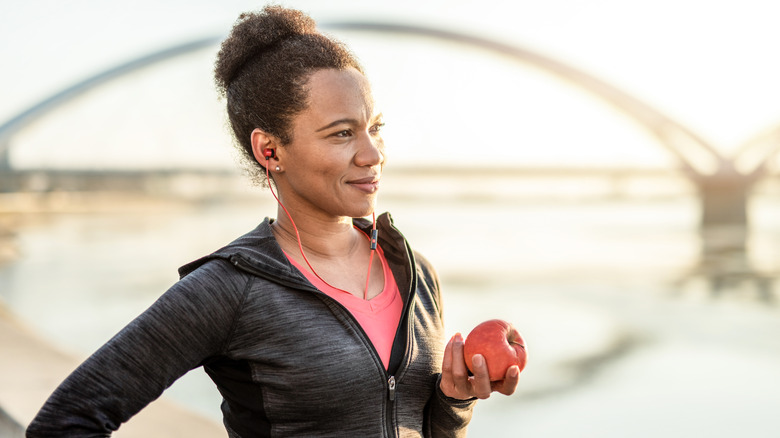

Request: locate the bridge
(1, 21), (779, 229)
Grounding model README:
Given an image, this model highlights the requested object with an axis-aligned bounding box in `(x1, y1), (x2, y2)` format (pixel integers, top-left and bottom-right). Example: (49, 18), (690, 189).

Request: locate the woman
(26, 6), (518, 437)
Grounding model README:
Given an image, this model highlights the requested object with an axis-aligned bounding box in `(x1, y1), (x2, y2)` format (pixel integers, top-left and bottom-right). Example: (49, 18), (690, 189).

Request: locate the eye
(334, 129), (352, 138)
(370, 122), (385, 135)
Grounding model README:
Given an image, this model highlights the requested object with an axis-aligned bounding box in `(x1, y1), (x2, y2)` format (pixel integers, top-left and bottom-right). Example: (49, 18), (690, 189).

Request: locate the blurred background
(2, 0), (780, 436)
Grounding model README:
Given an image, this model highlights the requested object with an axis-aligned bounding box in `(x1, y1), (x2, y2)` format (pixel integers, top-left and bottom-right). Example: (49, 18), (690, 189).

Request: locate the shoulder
(413, 250), (440, 288)
(162, 258), (257, 318)
(178, 257), (251, 289)
(411, 250), (446, 318)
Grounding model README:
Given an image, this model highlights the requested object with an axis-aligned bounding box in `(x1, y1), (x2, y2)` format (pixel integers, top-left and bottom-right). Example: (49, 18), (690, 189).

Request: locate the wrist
(436, 374), (477, 403)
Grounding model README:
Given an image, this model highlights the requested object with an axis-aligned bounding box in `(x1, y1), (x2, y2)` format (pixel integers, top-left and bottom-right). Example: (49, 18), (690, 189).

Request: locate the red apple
(464, 319), (527, 381)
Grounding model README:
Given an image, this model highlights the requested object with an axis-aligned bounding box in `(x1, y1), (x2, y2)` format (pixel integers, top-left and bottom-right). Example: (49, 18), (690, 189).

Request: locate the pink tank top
(285, 244), (403, 369)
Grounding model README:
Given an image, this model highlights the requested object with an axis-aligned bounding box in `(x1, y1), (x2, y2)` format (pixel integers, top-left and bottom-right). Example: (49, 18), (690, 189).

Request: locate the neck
(272, 208), (363, 259)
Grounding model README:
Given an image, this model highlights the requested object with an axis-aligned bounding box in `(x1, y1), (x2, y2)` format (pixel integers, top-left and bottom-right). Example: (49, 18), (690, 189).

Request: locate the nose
(355, 132), (384, 168)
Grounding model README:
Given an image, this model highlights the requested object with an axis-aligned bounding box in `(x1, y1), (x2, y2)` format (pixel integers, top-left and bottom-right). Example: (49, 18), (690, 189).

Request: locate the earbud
(263, 148), (275, 160)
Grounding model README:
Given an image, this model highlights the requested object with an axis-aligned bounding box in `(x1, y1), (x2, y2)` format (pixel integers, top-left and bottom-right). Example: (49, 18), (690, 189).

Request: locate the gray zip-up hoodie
(26, 212), (476, 437)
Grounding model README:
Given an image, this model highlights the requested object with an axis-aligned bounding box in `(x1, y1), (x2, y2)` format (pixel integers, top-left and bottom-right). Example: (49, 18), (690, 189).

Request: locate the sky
(2, 0), (780, 169)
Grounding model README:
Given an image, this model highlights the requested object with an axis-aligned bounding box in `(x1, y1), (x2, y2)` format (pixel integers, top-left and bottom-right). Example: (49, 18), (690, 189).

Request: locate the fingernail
(472, 354), (484, 367)
(509, 366), (519, 378)
(454, 333), (464, 344)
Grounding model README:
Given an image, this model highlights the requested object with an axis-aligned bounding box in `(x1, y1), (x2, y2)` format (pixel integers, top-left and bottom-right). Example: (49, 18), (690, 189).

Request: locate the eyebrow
(316, 118), (358, 132)
(315, 113), (384, 133)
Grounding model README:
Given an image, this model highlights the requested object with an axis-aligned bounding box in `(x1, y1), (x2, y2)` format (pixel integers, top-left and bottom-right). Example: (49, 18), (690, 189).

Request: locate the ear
(250, 128), (277, 164)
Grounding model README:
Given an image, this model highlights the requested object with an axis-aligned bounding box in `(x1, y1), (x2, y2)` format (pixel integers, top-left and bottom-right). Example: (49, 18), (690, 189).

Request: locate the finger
(448, 333), (474, 399)
(470, 354), (493, 399)
(439, 335), (462, 399)
(450, 333), (469, 381)
(441, 335), (455, 376)
(492, 365), (520, 396)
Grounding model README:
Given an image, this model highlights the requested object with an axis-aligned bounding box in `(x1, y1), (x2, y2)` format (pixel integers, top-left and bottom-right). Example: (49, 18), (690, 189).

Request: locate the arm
(426, 336), (518, 437)
(26, 260), (247, 437)
(414, 252), (518, 436)
(412, 253), (478, 437)
(414, 252), (519, 400)
(425, 374), (477, 438)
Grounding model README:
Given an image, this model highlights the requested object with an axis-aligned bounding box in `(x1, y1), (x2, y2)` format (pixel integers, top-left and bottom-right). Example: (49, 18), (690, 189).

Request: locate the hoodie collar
(178, 213), (408, 287)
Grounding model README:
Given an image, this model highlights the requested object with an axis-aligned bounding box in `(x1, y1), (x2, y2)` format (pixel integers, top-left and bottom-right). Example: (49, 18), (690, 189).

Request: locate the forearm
(26, 261), (243, 436)
(26, 337), (178, 436)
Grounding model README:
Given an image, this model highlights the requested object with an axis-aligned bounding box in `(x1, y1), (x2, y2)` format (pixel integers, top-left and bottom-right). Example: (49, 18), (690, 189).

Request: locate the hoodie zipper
(388, 375), (396, 401)
(385, 375), (397, 437)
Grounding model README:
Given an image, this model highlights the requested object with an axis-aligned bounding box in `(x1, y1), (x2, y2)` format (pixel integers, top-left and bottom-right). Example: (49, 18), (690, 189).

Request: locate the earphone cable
(265, 159), (377, 299)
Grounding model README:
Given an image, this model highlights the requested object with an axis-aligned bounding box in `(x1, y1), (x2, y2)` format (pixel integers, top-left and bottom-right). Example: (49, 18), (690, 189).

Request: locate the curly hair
(214, 5), (364, 185)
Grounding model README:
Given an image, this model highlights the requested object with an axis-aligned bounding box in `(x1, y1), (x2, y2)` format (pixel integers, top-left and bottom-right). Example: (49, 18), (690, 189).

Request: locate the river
(1, 185), (779, 437)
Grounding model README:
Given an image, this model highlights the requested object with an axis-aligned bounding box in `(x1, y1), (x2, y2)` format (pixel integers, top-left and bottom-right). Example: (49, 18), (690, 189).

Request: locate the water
(2, 188), (780, 437)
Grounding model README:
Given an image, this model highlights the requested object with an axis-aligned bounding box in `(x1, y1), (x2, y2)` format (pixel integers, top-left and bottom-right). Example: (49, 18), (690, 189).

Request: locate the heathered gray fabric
(26, 212), (475, 437)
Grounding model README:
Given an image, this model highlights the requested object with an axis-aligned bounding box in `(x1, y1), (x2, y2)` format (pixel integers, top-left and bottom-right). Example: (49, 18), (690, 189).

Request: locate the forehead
(303, 68), (376, 119)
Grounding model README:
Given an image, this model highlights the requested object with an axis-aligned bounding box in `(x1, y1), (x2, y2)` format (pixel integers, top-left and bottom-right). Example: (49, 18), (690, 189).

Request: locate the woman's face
(274, 67), (385, 220)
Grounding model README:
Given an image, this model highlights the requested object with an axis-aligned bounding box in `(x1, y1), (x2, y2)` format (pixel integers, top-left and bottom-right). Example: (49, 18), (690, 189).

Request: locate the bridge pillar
(0, 141), (9, 171)
(682, 164), (774, 300)
(693, 162), (763, 228)
(698, 180), (749, 228)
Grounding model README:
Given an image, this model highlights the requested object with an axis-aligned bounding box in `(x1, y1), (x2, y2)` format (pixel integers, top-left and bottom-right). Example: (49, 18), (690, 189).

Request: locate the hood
(178, 213), (406, 288)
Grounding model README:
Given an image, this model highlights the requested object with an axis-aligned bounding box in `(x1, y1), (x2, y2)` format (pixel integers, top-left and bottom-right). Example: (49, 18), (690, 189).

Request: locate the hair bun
(214, 5), (317, 95)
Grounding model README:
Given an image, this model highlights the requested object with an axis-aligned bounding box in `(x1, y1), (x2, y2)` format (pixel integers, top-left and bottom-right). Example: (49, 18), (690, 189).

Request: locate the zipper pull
(388, 376), (396, 401)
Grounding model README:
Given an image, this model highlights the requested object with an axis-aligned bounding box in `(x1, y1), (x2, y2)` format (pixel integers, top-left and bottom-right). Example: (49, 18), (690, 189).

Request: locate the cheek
(302, 156), (349, 184)
(285, 142), (353, 184)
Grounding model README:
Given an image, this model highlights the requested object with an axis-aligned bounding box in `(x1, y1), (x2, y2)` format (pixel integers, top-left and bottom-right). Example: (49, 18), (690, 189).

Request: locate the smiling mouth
(347, 177), (381, 193)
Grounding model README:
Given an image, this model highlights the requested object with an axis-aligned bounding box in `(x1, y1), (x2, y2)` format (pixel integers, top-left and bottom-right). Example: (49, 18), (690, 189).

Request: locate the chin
(326, 192), (378, 220)
(350, 209), (376, 220)
(348, 198), (378, 219)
